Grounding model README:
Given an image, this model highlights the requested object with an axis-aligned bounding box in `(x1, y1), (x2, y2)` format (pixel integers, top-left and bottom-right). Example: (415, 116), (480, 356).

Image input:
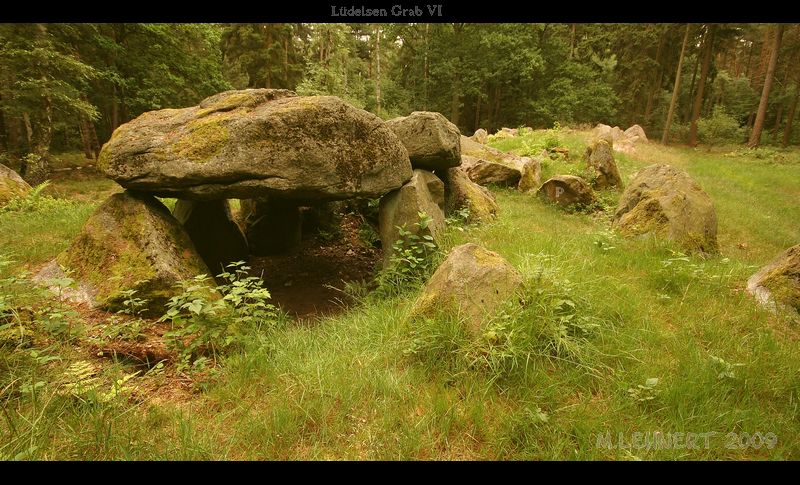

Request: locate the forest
(1, 23), (799, 461)
(2, 23), (799, 181)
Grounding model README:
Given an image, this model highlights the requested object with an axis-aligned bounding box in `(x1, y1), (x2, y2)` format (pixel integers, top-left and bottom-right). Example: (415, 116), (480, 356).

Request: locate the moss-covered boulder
(42, 191), (213, 315)
(747, 244), (800, 314)
(98, 89), (412, 201)
(472, 128), (488, 144)
(584, 140), (622, 189)
(624, 124), (648, 142)
(413, 243), (523, 335)
(0, 163), (31, 206)
(379, 169), (445, 266)
(613, 164), (718, 254)
(537, 175), (596, 208)
(465, 157), (521, 187)
(460, 135), (539, 191)
(441, 167), (499, 223)
(517, 156), (542, 193)
(386, 111), (461, 171)
(173, 199), (248, 275)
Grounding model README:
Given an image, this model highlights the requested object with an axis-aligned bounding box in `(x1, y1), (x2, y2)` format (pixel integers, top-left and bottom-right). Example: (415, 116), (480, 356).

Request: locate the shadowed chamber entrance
(234, 201), (382, 319)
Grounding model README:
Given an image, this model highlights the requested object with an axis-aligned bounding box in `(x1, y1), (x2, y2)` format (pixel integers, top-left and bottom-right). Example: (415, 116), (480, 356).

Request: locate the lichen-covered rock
(613, 164), (718, 253)
(0, 163), (31, 206)
(537, 175), (596, 208)
(747, 245), (800, 314)
(466, 159), (521, 187)
(516, 156), (542, 193)
(460, 135), (533, 190)
(386, 111), (461, 171)
(98, 89), (412, 201)
(472, 128), (488, 144)
(624, 124), (648, 142)
(42, 191), (213, 315)
(584, 140), (622, 189)
(173, 199), (249, 275)
(442, 167), (499, 223)
(413, 243), (523, 335)
(379, 169), (445, 265)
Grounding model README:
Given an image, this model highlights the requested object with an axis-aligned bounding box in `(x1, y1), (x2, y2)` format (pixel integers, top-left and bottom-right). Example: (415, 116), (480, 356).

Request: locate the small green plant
(375, 212), (440, 296)
(627, 377), (660, 402)
(710, 354), (744, 380)
(1, 181), (76, 213)
(160, 263), (278, 369)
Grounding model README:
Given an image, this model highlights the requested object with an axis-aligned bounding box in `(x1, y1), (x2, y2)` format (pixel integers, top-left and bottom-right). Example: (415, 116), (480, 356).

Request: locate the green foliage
(405, 252), (608, 384)
(160, 262), (278, 369)
(697, 106), (745, 146)
(1, 181), (77, 214)
(627, 377), (660, 402)
(375, 212), (440, 297)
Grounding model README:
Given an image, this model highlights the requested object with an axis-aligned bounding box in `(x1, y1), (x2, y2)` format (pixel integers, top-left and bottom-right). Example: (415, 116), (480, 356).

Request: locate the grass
(1, 130), (799, 460)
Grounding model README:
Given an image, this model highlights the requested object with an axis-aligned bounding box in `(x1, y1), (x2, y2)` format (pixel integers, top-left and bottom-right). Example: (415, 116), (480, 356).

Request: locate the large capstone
(379, 169), (445, 266)
(98, 89), (412, 201)
(584, 140), (622, 189)
(613, 164), (718, 253)
(441, 167), (499, 223)
(173, 199), (249, 275)
(412, 243), (523, 335)
(0, 163), (31, 206)
(386, 111), (461, 171)
(537, 175), (596, 208)
(40, 191), (213, 315)
(747, 245), (800, 314)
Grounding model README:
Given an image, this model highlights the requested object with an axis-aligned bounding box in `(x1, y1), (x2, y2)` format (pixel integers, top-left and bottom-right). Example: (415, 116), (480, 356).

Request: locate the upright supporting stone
(173, 199), (249, 276)
(246, 198), (303, 255)
(379, 169), (445, 267)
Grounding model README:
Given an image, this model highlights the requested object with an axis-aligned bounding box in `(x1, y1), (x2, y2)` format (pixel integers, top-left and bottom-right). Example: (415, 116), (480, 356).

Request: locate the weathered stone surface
(245, 198), (303, 255)
(386, 111), (461, 171)
(461, 135), (541, 191)
(515, 156), (542, 193)
(747, 245), (800, 314)
(379, 169), (445, 265)
(0, 163), (31, 205)
(442, 167), (499, 223)
(98, 89), (412, 201)
(613, 164), (718, 253)
(624, 124), (648, 142)
(584, 140), (623, 189)
(537, 175), (596, 208)
(413, 243), (523, 335)
(173, 199), (248, 275)
(466, 159), (521, 187)
(472, 128), (488, 144)
(39, 191), (212, 315)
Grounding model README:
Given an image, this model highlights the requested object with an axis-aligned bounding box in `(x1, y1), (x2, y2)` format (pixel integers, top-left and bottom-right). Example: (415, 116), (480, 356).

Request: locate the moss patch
(171, 116), (231, 163)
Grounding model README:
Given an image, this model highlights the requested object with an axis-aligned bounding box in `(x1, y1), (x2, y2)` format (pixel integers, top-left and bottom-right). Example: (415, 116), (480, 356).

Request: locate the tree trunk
(375, 25), (381, 116)
(570, 24), (577, 58)
(645, 27), (666, 124)
(754, 26), (772, 89)
(474, 92), (481, 131)
(283, 37), (289, 87)
(748, 24), (785, 148)
(689, 25), (716, 146)
(662, 24), (691, 145)
(782, 81), (799, 147)
(423, 24), (429, 110)
(0, 95), (6, 152)
(685, 41), (701, 122)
